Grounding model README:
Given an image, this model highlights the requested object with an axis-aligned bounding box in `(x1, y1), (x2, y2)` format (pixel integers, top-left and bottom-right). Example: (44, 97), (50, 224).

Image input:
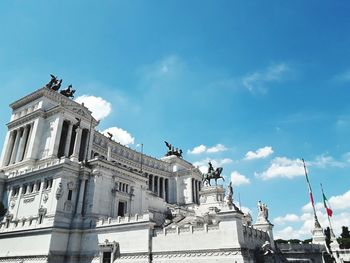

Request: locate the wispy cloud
(273, 214), (300, 225)
(242, 63), (291, 93)
(333, 69), (350, 83)
(188, 143), (228, 154)
(244, 146), (273, 160)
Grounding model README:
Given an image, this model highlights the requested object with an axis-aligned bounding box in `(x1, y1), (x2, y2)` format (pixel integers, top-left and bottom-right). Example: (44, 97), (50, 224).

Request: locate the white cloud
(242, 63), (290, 93)
(102, 127), (135, 146)
(334, 70), (350, 83)
(256, 157), (304, 180)
(188, 143), (227, 154)
(188, 145), (207, 154)
(230, 171), (250, 186)
(75, 95), (112, 120)
(273, 214), (300, 225)
(207, 144), (228, 153)
(245, 146), (273, 160)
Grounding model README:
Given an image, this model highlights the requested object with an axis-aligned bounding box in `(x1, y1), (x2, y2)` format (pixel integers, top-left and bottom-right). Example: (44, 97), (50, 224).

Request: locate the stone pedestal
(311, 219), (327, 245)
(199, 185), (225, 207)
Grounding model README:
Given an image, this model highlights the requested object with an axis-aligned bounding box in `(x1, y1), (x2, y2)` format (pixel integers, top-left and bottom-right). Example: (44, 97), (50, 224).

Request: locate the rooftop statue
(60, 85), (76, 98)
(164, 141), (183, 158)
(45, 74), (62, 91)
(257, 200), (269, 223)
(202, 161), (225, 186)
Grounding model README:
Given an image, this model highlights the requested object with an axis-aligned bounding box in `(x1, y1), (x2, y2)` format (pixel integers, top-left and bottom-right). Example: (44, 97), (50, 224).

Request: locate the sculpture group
(164, 141), (183, 158)
(45, 74), (76, 98)
(202, 161), (225, 186)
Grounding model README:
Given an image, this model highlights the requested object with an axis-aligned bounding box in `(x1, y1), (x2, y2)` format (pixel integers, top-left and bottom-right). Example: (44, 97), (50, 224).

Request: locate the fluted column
(70, 127), (82, 162)
(10, 129), (21, 164)
(163, 177), (166, 200)
(3, 131), (16, 166)
(76, 179), (86, 215)
(107, 144), (112, 161)
(64, 122), (73, 157)
(22, 123), (32, 161)
(16, 125), (29, 162)
(51, 118), (64, 158)
(154, 176), (158, 195)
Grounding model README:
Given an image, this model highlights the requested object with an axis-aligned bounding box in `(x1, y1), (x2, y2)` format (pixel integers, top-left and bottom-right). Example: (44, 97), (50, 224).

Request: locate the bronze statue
(45, 74), (62, 91)
(107, 132), (113, 140)
(164, 141), (183, 158)
(60, 85), (75, 98)
(203, 162), (225, 186)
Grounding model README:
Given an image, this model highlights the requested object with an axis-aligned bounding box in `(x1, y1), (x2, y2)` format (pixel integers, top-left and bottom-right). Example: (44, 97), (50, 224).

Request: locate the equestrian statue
(202, 161), (225, 186)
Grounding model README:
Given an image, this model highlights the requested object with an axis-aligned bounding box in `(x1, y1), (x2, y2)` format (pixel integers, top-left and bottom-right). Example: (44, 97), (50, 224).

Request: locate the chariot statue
(202, 161), (225, 186)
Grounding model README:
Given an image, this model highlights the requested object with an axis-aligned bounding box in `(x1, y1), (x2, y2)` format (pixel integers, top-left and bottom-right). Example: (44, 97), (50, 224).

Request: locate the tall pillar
(51, 117), (64, 158)
(153, 176), (157, 195)
(16, 125), (29, 162)
(107, 144), (112, 161)
(22, 123), (33, 161)
(157, 177), (161, 197)
(64, 122), (73, 157)
(70, 127), (82, 162)
(148, 175), (153, 191)
(26, 118), (45, 160)
(10, 129), (21, 164)
(76, 179), (86, 215)
(3, 131), (16, 166)
(163, 178), (166, 200)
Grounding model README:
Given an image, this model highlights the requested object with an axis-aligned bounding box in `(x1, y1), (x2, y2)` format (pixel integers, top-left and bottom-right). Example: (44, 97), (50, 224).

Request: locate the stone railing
(0, 215), (54, 233)
(154, 224), (220, 237)
(243, 225), (269, 240)
(96, 213), (150, 227)
(6, 157), (67, 178)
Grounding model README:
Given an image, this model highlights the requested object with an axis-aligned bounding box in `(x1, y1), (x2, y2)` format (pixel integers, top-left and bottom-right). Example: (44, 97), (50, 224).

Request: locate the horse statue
(60, 85), (76, 98)
(202, 165), (225, 186)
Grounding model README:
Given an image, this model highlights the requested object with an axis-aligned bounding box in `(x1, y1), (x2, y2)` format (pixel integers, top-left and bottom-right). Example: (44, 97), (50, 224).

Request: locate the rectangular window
(68, 190), (73, 201)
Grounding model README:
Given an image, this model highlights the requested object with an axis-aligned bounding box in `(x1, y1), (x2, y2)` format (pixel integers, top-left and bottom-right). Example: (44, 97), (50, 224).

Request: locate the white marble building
(0, 85), (336, 263)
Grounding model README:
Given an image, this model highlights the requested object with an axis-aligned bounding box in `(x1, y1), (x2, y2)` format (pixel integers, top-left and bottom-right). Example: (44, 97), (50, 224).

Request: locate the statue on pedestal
(202, 161), (225, 186)
(60, 85), (76, 98)
(257, 200), (269, 223)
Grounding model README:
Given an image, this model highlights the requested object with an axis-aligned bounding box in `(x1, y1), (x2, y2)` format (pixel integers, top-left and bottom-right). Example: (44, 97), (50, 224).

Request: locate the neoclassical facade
(0, 85), (340, 263)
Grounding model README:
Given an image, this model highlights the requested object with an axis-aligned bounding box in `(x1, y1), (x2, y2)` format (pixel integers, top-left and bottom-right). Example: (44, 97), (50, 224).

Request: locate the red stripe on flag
(326, 208), (333, 217)
(310, 192), (314, 206)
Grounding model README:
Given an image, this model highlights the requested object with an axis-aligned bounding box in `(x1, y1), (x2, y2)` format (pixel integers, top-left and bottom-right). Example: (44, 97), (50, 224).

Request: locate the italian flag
(322, 192), (333, 217)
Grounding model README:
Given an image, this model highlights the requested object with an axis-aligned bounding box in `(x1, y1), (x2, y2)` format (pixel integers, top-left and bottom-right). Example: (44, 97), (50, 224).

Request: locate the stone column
(154, 176), (158, 195)
(3, 131), (16, 166)
(107, 144), (112, 161)
(76, 179), (86, 215)
(26, 118), (45, 160)
(163, 178), (166, 200)
(10, 129), (21, 164)
(70, 127), (82, 162)
(64, 122), (73, 157)
(157, 177), (161, 197)
(16, 125), (29, 162)
(148, 175), (153, 191)
(51, 117), (64, 158)
(22, 123), (33, 160)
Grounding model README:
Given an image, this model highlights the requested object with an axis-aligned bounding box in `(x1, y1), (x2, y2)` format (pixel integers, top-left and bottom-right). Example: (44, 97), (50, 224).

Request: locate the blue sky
(1, 1), (350, 239)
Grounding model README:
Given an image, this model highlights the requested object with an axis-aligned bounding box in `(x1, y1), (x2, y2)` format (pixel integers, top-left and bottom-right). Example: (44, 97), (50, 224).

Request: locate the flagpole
(321, 183), (335, 238)
(302, 158), (321, 227)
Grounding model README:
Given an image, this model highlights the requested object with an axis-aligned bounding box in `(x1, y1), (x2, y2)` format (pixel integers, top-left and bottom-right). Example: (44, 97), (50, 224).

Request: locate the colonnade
(3, 123), (33, 166)
(148, 175), (169, 202)
(192, 178), (201, 204)
(57, 120), (89, 162)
